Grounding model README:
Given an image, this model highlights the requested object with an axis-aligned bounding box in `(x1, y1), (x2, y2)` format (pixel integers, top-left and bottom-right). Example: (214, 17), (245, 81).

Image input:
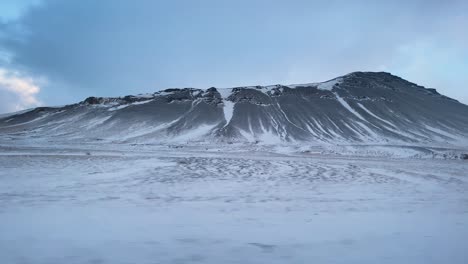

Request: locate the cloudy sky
(0, 0), (467, 113)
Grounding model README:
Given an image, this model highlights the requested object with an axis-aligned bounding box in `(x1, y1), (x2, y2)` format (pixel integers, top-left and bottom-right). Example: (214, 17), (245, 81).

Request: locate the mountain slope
(1, 72), (468, 145)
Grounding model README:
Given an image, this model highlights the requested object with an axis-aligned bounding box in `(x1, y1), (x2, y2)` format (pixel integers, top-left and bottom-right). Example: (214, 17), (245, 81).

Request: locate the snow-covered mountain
(1, 71), (468, 145)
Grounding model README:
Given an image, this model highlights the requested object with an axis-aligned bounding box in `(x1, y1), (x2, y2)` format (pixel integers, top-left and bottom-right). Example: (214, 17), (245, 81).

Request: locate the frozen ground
(0, 143), (468, 264)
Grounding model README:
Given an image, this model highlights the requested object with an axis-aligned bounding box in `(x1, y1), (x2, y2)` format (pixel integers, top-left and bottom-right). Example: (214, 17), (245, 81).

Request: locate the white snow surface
(0, 141), (467, 264)
(217, 88), (233, 99)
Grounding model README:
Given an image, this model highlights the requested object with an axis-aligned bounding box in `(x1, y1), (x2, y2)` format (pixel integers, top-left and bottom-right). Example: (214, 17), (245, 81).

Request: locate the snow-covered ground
(0, 143), (467, 264)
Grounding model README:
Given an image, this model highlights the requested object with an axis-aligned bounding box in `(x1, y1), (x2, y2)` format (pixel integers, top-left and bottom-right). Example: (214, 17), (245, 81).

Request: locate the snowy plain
(0, 141), (467, 264)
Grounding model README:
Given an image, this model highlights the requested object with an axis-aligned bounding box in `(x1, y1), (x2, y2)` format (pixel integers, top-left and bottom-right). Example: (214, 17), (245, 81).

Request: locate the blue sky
(0, 0), (467, 113)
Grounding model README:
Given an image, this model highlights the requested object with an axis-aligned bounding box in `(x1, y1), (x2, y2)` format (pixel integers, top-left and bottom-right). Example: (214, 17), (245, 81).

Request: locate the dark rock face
(461, 154), (468, 160)
(1, 71), (468, 144)
(83, 97), (101, 105)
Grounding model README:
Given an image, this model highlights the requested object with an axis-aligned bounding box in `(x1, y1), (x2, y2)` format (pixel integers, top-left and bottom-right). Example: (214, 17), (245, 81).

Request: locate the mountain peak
(1, 72), (467, 145)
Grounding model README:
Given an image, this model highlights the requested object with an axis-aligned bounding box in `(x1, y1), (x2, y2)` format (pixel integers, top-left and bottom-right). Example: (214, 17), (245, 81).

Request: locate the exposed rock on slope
(1, 72), (468, 145)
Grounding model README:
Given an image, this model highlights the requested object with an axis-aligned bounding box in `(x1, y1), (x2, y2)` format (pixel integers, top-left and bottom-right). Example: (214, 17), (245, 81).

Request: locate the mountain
(1, 71), (468, 145)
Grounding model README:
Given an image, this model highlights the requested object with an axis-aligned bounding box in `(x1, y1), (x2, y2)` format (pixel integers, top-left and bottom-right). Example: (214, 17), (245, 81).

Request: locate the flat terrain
(1, 144), (467, 264)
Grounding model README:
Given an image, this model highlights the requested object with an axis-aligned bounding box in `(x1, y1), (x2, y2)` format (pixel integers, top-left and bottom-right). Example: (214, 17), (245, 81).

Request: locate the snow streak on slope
(1, 71), (468, 145)
(334, 92), (367, 121)
(222, 101), (235, 128)
(356, 103), (395, 128)
(217, 88), (232, 99)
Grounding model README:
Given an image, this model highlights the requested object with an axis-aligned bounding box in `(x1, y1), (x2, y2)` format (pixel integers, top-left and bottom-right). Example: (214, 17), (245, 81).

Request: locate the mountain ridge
(1, 71), (467, 145)
(76, 71), (458, 105)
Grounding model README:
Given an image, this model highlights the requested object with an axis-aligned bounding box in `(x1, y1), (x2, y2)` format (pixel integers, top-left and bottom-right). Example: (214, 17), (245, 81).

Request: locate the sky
(0, 0), (467, 113)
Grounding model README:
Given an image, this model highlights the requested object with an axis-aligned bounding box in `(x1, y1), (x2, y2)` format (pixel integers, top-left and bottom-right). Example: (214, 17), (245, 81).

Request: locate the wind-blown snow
(239, 128), (255, 142)
(170, 124), (217, 142)
(0, 108), (34, 119)
(286, 83), (318, 88)
(108, 99), (154, 111)
(108, 122), (173, 141)
(257, 128), (283, 144)
(86, 116), (112, 128)
(286, 78), (342, 90)
(2, 112), (51, 127)
(317, 77), (343, 91)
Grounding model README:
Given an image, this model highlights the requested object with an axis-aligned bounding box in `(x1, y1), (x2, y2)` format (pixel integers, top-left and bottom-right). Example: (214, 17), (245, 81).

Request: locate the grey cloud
(0, 0), (467, 107)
